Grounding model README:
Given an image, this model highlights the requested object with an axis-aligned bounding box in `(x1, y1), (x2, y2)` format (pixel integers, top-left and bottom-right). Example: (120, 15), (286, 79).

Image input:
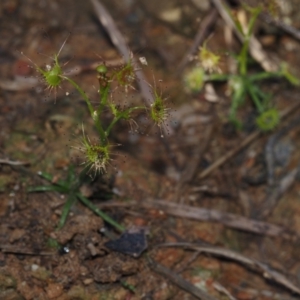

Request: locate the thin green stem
(69, 165), (92, 193)
(37, 171), (68, 187)
(97, 84), (111, 144)
(76, 193), (125, 232)
(62, 76), (107, 142)
(97, 85), (110, 120)
(58, 194), (77, 229)
(229, 94), (240, 121)
(246, 6), (262, 37)
(27, 185), (68, 193)
(106, 117), (119, 136)
(239, 39), (249, 76)
(106, 106), (145, 137)
(251, 85), (269, 101)
(250, 72), (282, 82)
(62, 76), (94, 116)
(248, 85), (264, 114)
(99, 84), (110, 106)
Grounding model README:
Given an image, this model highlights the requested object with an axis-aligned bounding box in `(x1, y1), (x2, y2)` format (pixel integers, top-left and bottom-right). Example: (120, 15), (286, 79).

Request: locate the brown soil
(1, 0), (300, 299)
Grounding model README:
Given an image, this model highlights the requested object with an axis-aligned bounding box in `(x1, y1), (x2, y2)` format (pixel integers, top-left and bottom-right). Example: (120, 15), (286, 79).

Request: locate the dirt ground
(1, 0), (300, 299)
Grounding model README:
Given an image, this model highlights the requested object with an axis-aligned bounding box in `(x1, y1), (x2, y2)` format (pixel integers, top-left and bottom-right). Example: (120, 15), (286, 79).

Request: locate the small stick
(211, 0), (279, 72)
(90, 0), (153, 104)
(234, 0), (300, 42)
(142, 199), (295, 239)
(197, 100), (300, 180)
(261, 12), (300, 41)
(213, 282), (236, 300)
(96, 199), (296, 239)
(199, 129), (260, 180)
(258, 166), (300, 219)
(180, 123), (214, 185)
(176, 123), (214, 202)
(175, 250), (201, 273)
(0, 158), (29, 166)
(149, 258), (218, 300)
(90, 0), (174, 136)
(159, 242), (300, 295)
(265, 117), (300, 186)
(0, 245), (54, 256)
(177, 8), (218, 74)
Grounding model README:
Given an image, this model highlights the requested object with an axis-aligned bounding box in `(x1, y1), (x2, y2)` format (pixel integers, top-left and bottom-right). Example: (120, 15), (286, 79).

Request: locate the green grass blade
(247, 85), (264, 113)
(76, 193), (125, 232)
(120, 280), (136, 293)
(37, 171), (69, 188)
(57, 194), (77, 229)
(37, 171), (54, 181)
(27, 185), (68, 193)
(66, 165), (76, 184)
(246, 6), (262, 37)
(250, 71), (282, 82)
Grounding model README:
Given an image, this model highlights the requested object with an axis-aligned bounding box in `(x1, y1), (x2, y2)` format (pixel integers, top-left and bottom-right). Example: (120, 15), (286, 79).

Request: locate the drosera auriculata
(20, 33), (71, 102)
(147, 74), (171, 138)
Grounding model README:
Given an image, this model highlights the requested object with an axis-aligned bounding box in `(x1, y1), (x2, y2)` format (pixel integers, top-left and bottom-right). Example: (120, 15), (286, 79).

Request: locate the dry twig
(97, 199), (296, 239)
(149, 258), (218, 300)
(0, 244), (54, 256)
(90, 0), (174, 148)
(258, 166), (300, 219)
(265, 117), (300, 186)
(177, 9), (218, 74)
(159, 242), (300, 295)
(262, 12), (300, 41)
(142, 199), (295, 239)
(176, 123), (214, 202)
(235, 0), (300, 42)
(199, 129), (260, 180)
(197, 100), (300, 180)
(210, 0), (279, 72)
(0, 158), (29, 166)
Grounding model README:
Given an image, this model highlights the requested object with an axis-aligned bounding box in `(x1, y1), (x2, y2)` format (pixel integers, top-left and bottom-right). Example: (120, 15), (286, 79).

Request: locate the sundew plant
(26, 39), (170, 231)
(184, 4), (299, 131)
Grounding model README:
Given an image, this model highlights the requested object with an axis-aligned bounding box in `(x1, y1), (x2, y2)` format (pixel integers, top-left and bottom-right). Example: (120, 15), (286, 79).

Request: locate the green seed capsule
(39, 55), (63, 88)
(45, 62), (62, 87)
(96, 64), (107, 74)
